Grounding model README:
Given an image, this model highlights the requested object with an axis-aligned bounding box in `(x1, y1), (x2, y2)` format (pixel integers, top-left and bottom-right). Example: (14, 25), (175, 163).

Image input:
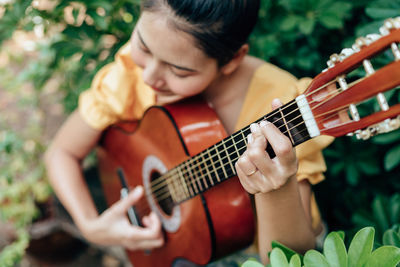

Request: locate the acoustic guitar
(96, 18), (400, 266)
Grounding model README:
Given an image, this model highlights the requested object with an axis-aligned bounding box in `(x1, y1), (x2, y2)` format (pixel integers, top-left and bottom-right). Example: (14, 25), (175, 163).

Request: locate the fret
(173, 173), (186, 202)
(222, 138), (235, 175)
(166, 175), (179, 203)
(207, 148), (221, 183)
(177, 167), (191, 199)
(240, 129), (247, 146)
(189, 159), (204, 192)
(231, 135), (240, 165)
(166, 99), (312, 203)
(214, 145), (227, 178)
(178, 166), (193, 197)
(233, 133), (246, 160)
(195, 155), (209, 190)
(184, 161), (199, 194)
(200, 152), (214, 186)
(279, 107), (295, 145)
(286, 100), (310, 146)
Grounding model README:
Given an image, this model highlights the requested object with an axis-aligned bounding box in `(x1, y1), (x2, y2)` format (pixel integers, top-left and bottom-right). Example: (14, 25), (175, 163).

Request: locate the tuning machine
(379, 17), (400, 35)
(347, 115), (400, 140)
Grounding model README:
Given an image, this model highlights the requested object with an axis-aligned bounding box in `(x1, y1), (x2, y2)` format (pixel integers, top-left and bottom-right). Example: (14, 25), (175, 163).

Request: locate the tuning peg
(355, 116), (400, 140)
(394, 17), (400, 29)
(379, 26), (390, 36)
(366, 33), (381, 42)
(392, 43), (400, 61)
(356, 37), (369, 47)
(327, 53), (341, 68)
(330, 53), (341, 63)
(389, 115), (400, 128)
(384, 18), (396, 30)
(395, 17), (400, 28)
(380, 18), (400, 35)
(352, 37), (368, 52)
(339, 48), (355, 61)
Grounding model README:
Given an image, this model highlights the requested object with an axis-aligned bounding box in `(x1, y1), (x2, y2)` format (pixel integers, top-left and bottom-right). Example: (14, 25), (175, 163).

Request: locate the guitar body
(94, 21), (400, 267)
(97, 97), (255, 266)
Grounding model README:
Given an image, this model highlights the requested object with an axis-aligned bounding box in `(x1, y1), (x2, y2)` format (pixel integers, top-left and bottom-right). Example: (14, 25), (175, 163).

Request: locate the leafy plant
(0, 0), (141, 113)
(242, 227), (400, 267)
(383, 225), (400, 247)
(1, 0), (400, 266)
(0, 49), (52, 266)
(352, 194), (400, 245)
(0, 130), (52, 266)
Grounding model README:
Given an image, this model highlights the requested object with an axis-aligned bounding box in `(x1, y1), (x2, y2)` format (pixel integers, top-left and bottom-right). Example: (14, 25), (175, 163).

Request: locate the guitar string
(146, 76), (368, 204)
(133, 75), (369, 212)
(138, 82), (349, 204)
(134, 89), (364, 214)
(147, 77), (340, 191)
(149, 105), (306, 194)
(150, 110), (306, 198)
(149, 96), (312, 192)
(140, 71), (365, 199)
(148, 82), (348, 198)
(144, 122), (310, 207)
(132, 127), (313, 215)
(133, 110), (313, 214)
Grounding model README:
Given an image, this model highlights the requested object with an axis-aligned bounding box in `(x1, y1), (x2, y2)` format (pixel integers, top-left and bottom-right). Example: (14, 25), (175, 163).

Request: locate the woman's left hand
(235, 99), (298, 194)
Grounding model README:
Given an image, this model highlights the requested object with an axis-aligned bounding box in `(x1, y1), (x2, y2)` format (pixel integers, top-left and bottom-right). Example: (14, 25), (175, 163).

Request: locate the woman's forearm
(44, 110), (103, 234)
(45, 146), (99, 231)
(255, 176), (315, 263)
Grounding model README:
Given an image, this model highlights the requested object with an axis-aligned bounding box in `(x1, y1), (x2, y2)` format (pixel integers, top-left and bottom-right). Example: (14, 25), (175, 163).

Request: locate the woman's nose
(142, 60), (163, 88)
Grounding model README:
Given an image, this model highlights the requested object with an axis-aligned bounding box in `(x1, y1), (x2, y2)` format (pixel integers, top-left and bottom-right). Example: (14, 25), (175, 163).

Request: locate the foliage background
(1, 0), (400, 265)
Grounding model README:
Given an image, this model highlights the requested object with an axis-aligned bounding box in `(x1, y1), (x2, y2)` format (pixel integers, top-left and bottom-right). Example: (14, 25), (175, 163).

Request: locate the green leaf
(72, 8), (80, 24)
(270, 248), (289, 267)
(372, 195), (390, 233)
(389, 195), (400, 224)
(323, 232), (347, 267)
(280, 15), (301, 31)
(347, 227), (375, 267)
(242, 259), (265, 267)
(271, 241), (301, 261)
(299, 18), (315, 35)
(303, 250), (330, 267)
(365, 246), (400, 267)
(345, 164), (360, 186)
(289, 254), (301, 267)
(384, 145), (400, 171)
(337, 231), (345, 241)
(87, 9), (108, 30)
(318, 2), (351, 29)
(365, 8), (400, 19)
(383, 229), (400, 247)
(357, 159), (381, 176)
(352, 213), (376, 229)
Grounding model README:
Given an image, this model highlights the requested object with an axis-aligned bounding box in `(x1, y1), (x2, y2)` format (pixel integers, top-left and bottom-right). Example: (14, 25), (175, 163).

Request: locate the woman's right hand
(81, 186), (164, 251)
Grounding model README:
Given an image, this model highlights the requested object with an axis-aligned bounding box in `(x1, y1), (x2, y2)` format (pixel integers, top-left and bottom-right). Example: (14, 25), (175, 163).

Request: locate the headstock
(304, 17), (400, 140)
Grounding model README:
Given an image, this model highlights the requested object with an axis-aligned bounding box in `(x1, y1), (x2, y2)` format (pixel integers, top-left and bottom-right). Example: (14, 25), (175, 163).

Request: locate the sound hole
(151, 171), (174, 216)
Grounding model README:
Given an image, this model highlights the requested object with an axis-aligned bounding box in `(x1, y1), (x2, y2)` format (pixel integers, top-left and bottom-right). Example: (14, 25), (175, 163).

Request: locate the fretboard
(158, 98), (314, 204)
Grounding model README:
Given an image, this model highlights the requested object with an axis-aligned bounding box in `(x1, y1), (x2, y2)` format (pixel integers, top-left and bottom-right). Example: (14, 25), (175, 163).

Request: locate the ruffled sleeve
(78, 43), (155, 130)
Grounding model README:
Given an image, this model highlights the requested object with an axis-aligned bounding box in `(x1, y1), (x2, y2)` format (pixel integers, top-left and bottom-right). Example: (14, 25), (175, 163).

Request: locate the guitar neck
(162, 97), (316, 204)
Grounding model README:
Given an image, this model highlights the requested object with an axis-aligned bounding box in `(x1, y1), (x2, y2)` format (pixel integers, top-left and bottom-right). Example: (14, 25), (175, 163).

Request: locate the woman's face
(131, 11), (220, 102)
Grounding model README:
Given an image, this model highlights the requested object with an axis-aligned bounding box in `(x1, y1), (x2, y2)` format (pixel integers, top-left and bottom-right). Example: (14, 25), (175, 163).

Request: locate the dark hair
(141, 0), (260, 66)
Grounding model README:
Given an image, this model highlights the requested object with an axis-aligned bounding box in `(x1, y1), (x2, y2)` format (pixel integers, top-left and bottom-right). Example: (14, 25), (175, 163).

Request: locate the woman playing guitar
(45, 0), (334, 265)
